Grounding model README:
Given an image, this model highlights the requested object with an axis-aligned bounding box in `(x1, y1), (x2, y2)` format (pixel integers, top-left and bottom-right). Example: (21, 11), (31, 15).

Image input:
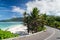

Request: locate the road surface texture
(4, 26), (55, 40)
(47, 27), (60, 40)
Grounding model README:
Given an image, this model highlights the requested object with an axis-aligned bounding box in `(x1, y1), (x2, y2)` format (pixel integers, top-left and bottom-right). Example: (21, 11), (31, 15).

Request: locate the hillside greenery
(0, 17), (23, 22)
(45, 15), (60, 29)
(0, 29), (18, 40)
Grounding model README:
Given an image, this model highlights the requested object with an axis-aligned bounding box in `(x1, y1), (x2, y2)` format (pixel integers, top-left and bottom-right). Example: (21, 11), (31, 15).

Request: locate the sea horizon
(0, 22), (23, 30)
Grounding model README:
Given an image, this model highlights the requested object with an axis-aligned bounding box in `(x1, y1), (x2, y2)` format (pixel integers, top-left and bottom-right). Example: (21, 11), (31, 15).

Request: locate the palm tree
(39, 14), (47, 27)
(23, 12), (27, 25)
(30, 8), (40, 33)
(23, 12), (30, 33)
(23, 7), (45, 33)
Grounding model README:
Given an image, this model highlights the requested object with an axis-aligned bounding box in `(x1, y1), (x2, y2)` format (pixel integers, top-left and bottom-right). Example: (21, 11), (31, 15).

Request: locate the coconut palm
(23, 7), (45, 33)
(23, 12), (30, 33)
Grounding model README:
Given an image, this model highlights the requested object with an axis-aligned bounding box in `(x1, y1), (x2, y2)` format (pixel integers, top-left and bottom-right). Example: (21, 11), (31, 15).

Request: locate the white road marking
(44, 29), (55, 40)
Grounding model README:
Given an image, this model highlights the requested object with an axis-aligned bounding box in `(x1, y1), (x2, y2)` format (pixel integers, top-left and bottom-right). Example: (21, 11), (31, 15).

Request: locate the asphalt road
(5, 26), (55, 40)
(47, 27), (60, 40)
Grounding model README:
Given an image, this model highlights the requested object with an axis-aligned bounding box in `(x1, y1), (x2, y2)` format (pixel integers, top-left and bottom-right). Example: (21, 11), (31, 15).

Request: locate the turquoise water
(0, 22), (23, 30)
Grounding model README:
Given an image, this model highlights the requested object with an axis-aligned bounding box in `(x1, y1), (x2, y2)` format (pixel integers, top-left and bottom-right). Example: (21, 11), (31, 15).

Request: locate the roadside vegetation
(45, 15), (60, 29)
(0, 29), (18, 40)
(23, 8), (46, 33)
(23, 7), (60, 33)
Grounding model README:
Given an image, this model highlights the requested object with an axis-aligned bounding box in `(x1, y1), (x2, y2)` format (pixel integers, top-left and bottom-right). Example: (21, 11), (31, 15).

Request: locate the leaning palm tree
(23, 7), (45, 33)
(23, 12), (29, 33)
(30, 8), (40, 33)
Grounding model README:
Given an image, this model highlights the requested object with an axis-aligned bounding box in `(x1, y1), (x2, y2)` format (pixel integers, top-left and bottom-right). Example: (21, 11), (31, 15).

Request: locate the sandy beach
(7, 25), (28, 35)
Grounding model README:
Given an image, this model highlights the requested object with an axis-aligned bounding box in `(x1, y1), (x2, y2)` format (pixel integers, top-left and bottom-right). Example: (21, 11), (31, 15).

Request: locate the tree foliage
(23, 7), (60, 34)
(23, 8), (46, 33)
(45, 15), (60, 29)
(0, 29), (18, 40)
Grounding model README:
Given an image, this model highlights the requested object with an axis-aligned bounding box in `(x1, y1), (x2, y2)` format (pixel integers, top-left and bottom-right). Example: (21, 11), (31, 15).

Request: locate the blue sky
(0, 0), (60, 20)
(0, 0), (33, 20)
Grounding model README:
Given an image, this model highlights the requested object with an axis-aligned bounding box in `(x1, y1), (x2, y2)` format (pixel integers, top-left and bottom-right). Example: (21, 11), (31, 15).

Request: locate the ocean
(0, 22), (23, 30)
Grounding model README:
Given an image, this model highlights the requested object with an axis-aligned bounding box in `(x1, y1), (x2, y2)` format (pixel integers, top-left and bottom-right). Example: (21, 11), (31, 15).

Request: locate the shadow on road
(56, 37), (60, 39)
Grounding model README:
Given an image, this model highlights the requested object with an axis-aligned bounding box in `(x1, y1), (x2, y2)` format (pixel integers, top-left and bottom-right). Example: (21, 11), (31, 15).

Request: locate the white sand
(7, 25), (27, 33)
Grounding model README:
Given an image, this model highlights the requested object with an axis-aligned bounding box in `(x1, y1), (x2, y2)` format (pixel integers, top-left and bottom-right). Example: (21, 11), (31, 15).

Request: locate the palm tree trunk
(27, 24), (29, 33)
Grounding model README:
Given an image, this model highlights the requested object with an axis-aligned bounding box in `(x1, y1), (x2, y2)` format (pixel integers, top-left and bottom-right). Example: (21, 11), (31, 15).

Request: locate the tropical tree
(46, 16), (55, 26)
(39, 14), (47, 28)
(30, 8), (40, 33)
(23, 7), (46, 33)
(23, 12), (30, 33)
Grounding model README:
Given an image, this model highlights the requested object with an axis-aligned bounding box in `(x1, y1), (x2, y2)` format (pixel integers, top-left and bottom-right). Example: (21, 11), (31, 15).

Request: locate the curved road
(47, 27), (60, 40)
(5, 26), (57, 40)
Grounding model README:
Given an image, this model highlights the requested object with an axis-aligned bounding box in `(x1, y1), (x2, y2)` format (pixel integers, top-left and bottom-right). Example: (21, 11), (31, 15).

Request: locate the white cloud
(11, 0), (60, 16)
(12, 6), (25, 14)
(26, 0), (60, 16)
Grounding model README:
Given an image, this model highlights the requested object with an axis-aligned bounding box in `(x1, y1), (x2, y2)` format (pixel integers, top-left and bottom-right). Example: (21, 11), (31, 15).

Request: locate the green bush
(42, 27), (46, 31)
(57, 26), (60, 29)
(37, 26), (46, 32)
(37, 27), (42, 31)
(0, 29), (18, 40)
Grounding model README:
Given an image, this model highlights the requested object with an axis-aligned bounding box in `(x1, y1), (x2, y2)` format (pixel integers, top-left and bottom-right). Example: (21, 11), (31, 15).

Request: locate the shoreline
(7, 24), (28, 36)
(0, 22), (23, 30)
